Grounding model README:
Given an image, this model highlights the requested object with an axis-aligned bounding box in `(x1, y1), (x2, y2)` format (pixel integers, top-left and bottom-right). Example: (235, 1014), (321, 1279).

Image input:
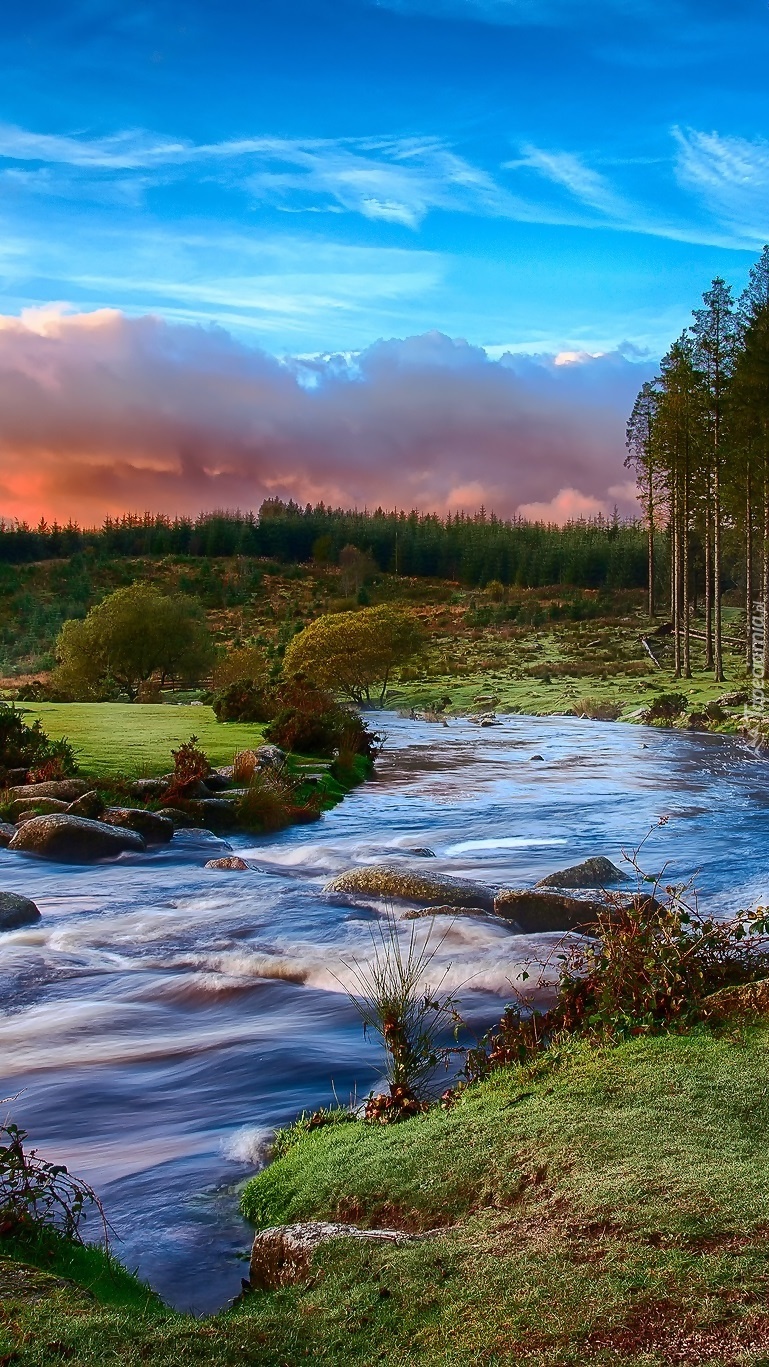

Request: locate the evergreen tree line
(626, 245), (769, 681)
(0, 503), (650, 591)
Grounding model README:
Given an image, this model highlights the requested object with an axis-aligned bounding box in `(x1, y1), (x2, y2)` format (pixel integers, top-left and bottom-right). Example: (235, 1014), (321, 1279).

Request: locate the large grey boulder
(249, 1222), (434, 1292)
(324, 865), (495, 911)
(536, 857), (629, 890)
(0, 891), (41, 930)
(8, 797), (69, 820)
(8, 780), (88, 802)
(493, 890), (607, 933)
(9, 814), (146, 863)
(102, 808), (174, 844)
(66, 790), (106, 820)
(256, 744), (286, 772)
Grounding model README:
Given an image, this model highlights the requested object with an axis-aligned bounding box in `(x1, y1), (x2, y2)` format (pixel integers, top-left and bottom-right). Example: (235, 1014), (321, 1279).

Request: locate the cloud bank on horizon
(0, 308), (646, 527)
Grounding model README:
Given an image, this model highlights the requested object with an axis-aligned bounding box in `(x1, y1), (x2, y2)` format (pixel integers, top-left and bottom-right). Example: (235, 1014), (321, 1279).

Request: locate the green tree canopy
(282, 605), (422, 705)
(53, 584), (214, 701)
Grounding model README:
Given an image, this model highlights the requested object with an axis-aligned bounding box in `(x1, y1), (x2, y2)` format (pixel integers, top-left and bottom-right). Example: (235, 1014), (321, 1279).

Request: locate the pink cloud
(0, 308), (650, 526)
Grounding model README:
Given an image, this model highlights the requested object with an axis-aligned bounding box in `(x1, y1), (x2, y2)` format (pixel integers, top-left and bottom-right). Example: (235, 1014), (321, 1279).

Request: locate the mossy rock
(536, 857), (629, 890)
(323, 865), (494, 910)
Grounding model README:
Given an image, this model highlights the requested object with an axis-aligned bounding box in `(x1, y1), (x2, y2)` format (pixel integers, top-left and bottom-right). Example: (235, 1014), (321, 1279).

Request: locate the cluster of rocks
(0, 745), (286, 871)
(323, 854), (640, 934)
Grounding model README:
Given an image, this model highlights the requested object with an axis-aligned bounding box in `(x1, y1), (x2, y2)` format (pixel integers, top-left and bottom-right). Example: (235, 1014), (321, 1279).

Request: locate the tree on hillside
(691, 278), (739, 681)
(53, 584), (214, 701)
(282, 605), (423, 705)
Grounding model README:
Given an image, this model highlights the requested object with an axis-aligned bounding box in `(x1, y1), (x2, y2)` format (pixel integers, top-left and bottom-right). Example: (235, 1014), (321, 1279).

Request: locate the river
(1, 713), (767, 1312)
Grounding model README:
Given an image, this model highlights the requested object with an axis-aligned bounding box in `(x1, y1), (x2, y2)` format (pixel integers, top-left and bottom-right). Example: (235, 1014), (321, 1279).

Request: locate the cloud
(673, 127), (769, 242)
(509, 145), (632, 219)
(0, 308), (649, 527)
(370, 0), (667, 27)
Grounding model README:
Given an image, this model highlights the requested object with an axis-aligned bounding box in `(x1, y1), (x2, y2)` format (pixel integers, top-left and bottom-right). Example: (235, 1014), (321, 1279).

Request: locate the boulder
(66, 790), (106, 820)
(156, 806), (193, 828)
(0, 822), (16, 847)
(180, 798), (237, 830)
(205, 856), (250, 870)
(8, 780), (88, 802)
(249, 1222), (433, 1292)
(0, 891), (41, 930)
(536, 857), (629, 890)
(402, 904), (490, 920)
(493, 889), (607, 933)
(129, 778), (169, 800)
(102, 808), (174, 844)
(702, 979), (769, 1023)
(323, 865), (495, 911)
(8, 797), (69, 819)
(200, 771), (231, 792)
(257, 744), (286, 772)
(8, 814), (146, 863)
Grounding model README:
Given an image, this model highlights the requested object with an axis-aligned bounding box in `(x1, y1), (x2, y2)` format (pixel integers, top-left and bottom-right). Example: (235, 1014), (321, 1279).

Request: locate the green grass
(8, 1030), (769, 1363)
(16, 702), (266, 777)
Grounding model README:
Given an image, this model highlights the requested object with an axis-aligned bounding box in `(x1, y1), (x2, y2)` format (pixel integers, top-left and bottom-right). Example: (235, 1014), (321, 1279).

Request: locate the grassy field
(6, 1029), (769, 1364)
(17, 702), (266, 777)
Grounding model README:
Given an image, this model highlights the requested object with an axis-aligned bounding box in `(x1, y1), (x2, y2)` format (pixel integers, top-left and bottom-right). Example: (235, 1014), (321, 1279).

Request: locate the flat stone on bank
(9, 814), (146, 863)
(0, 891), (42, 930)
(324, 865), (494, 911)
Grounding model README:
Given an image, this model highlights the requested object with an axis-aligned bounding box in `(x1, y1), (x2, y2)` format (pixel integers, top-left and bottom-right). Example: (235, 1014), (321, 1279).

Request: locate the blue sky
(1, 0), (769, 525)
(3, 0), (769, 357)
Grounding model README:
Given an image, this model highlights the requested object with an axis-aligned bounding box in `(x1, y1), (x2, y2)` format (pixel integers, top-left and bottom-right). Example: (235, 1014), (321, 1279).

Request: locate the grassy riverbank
(6, 1028), (769, 1364)
(14, 702), (266, 777)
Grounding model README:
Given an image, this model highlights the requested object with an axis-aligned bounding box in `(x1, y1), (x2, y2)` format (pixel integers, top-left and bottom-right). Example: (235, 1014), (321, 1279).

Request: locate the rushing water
(1, 713), (768, 1313)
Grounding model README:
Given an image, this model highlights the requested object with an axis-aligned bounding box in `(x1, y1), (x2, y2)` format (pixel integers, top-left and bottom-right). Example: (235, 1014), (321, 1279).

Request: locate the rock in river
(102, 808), (174, 844)
(536, 856), (629, 889)
(494, 889), (607, 933)
(205, 856), (250, 870)
(324, 865), (495, 911)
(0, 822), (16, 847)
(9, 814), (146, 863)
(0, 891), (41, 930)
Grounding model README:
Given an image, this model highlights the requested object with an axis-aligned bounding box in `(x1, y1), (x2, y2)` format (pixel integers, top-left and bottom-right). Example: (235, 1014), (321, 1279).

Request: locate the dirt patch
(586, 1298), (769, 1365)
(0, 1256), (93, 1308)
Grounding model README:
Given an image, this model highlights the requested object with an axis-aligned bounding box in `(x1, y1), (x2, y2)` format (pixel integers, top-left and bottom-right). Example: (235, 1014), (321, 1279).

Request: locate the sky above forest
(1, 0), (768, 525)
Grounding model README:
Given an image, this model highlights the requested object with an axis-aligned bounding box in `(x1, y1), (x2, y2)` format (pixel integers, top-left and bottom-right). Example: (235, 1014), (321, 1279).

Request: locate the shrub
(265, 679), (377, 759)
(466, 872), (769, 1079)
(642, 691), (688, 724)
(212, 680), (274, 723)
(572, 696), (623, 721)
(165, 734), (211, 800)
(236, 769), (321, 834)
(0, 1120), (106, 1244)
(0, 704), (77, 780)
(339, 915), (461, 1123)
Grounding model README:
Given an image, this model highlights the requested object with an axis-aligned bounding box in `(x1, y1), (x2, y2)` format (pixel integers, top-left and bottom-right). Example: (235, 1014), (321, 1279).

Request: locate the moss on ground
(8, 1030), (769, 1363)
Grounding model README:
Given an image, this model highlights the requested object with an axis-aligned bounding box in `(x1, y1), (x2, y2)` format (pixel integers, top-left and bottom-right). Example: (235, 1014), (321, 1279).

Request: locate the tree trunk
(763, 475), (769, 682)
(672, 487), (681, 678)
(704, 478), (713, 669)
(746, 464), (753, 672)
(713, 464), (724, 681)
(647, 482), (655, 617)
(683, 473), (691, 678)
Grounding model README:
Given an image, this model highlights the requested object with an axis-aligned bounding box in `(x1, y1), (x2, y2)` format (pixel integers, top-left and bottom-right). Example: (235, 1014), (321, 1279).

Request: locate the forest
(626, 244), (769, 682)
